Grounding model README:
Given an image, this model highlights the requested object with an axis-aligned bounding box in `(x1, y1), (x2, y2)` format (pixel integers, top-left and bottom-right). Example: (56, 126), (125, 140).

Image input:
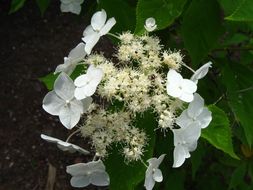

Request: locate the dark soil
(0, 1), (110, 189)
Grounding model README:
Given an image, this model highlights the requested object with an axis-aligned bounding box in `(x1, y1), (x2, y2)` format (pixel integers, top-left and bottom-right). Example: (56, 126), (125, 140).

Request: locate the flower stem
(107, 32), (120, 40)
(213, 94), (224, 105)
(140, 158), (148, 168)
(237, 86), (253, 93)
(182, 63), (195, 73)
(66, 129), (81, 142)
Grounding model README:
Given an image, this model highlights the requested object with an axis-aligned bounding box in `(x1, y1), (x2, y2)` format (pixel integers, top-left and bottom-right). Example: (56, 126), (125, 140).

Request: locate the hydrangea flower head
(176, 93), (212, 129)
(144, 154), (166, 190)
(82, 9), (116, 54)
(74, 64), (103, 100)
(166, 69), (197, 102)
(55, 43), (86, 75)
(42, 73), (92, 129)
(66, 160), (110, 187)
(60, 0), (84, 15)
(41, 134), (89, 154)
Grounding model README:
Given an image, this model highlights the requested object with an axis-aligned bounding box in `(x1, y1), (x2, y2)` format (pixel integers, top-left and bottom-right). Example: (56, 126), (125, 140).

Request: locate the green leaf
(9, 0), (26, 14)
(218, 0), (241, 16)
(164, 170), (185, 190)
(99, 0), (136, 32)
(229, 163), (247, 189)
(221, 63), (253, 146)
(39, 65), (85, 90)
(135, 0), (187, 34)
(225, 0), (253, 21)
(201, 105), (239, 159)
(36, 0), (51, 15)
(105, 111), (157, 190)
(181, 0), (224, 66)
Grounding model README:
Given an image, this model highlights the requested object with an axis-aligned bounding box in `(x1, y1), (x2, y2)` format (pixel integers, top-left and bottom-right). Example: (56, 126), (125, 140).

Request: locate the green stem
(66, 129), (81, 142)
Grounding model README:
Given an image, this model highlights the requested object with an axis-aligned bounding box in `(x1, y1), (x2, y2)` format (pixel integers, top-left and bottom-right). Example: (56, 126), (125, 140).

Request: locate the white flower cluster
(41, 11), (213, 190)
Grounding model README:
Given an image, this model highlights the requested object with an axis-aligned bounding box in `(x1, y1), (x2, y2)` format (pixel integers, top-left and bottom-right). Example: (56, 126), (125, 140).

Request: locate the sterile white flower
(55, 43), (86, 75)
(144, 154), (166, 190)
(60, 0), (84, 15)
(40, 134), (89, 154)
(144, 17), (157, 32)
(176, 93), (212, 129)
(191, 62), (212, 83)
(74, 64), (103, 100)
(82, 9), (116, 54)
(166, 69), (197, 102)
(66, 160), (110, 188)
(42, 73), (92, 129)
(172, 122), (201, 168)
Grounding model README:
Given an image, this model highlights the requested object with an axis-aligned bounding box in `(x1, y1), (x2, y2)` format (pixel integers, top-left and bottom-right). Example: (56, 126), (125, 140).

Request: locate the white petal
(179, 92), (194, 103)
(70, 99), (84, 113)
(40, 134), (61, 144)
(166, 69), (183, 98)
(42, 91), (65, 115)
(191, 62), (212, 83)
(182, 79), (197, 93)
(68, 42), (86, 61)
(187, 93), (204, 118)
(74, 74), (90, 87)
(82, 97), (93, 112)
(70, 176), (90, 188)
(67, 163), (88, 176)
(59, 105), (81, 129)
(69, 3), (82, 15)
(60, 3), (71, 13)
(176, 110), (192, 128)
(144, 17), (157, 32)
(67, 163), (87, 175)
(197, 107), (212, 128)
(173, 144), (187, 168)
(153, 169), (163, 182)
(54, 61), (75, 75)
(83, 33), (100, 54)
(146, 154), (165, 169)
(99, 17), (116, 36)
(54, 73), (75, 100)
(167, 69), (183, 83)
(61, 0), (71, 4)
(90, 171), (110, 186)
(144, 174), (155, 190)
(57, 141), (90, 154)
(87, 160), (106, 171)
(183, 122), (202, 144)
(74, 84), (97, 100)
(173, 122), (201, 146)
(91, 9), (107, 31)
(83, 25), (95, 37)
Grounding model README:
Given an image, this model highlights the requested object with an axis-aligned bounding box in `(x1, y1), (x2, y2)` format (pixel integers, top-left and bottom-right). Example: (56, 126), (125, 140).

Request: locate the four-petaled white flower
(144, 17), (157, 32)
(82, 9), (116, 54)
(74, 64), (103, 100)
(144, 154), (166, 190)
(41, 134), (89, 154)
(166, 69), (197, 102)
(191, 62), (212, 84)
(66, 160), (110, 188)
(176, 93), (212, 129)
(172, 122), (201, 168)
(42, 73), (92, 129)
(55, 43), (86, 75)
(60, 0), (84, 15)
